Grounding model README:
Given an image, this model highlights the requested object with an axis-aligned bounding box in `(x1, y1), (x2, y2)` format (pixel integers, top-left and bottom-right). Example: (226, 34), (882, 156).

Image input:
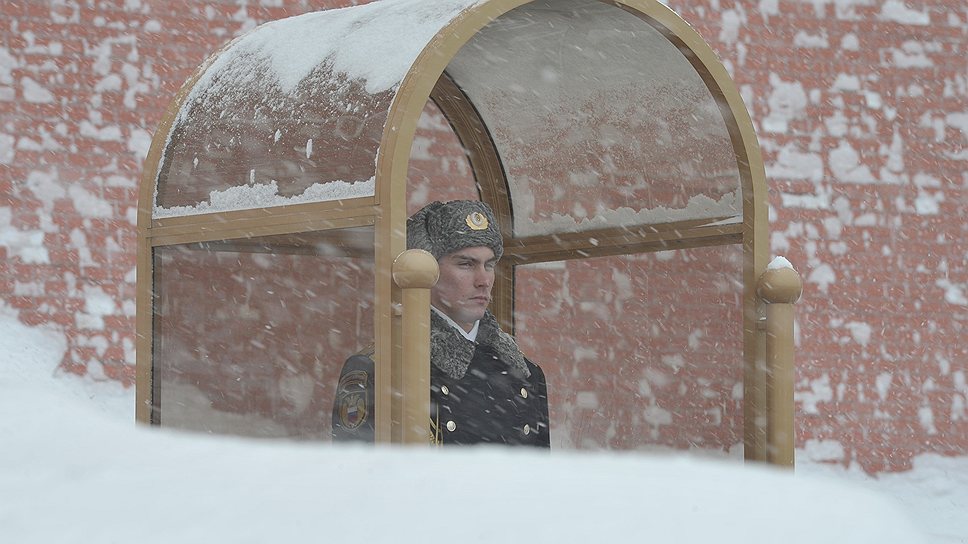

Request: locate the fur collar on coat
(429, 309), (530, 380)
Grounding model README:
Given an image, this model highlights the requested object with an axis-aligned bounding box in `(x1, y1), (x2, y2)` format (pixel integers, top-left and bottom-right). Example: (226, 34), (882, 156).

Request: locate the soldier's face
(432, 246), (497, 332)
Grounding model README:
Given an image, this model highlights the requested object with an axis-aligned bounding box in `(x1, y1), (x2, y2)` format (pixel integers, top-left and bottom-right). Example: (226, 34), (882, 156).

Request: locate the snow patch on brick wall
(878, 0), (930, 25)
(829, 141), (876, 184)
(935, 280), (967, 306)
(807, 263), (835, 293)
(718, 8), (746, 43)
(25, 170), (65, 219)
(793, 31), (828, 48)
(0, 133), (14, 164)
(768, 144), (824, 183)
(889, 42), (934, 69)
(845, 322), (872, 347)
(22, 77), (55, 103)
(803, 438), (846, 462)
(797, 373), (833, 415)
(0, 208), (49, 264)
(0, 47), (16, 84)
(763, 74), (807, 133)
(69, 187), (114, 219)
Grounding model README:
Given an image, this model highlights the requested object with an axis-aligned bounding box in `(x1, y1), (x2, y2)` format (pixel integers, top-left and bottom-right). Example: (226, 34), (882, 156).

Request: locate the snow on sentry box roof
(153, 0), (483, 219)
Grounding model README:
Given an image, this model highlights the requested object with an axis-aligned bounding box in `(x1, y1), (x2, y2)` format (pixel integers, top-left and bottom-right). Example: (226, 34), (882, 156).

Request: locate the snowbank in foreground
(0, 306), (935, 543)
(799, 455), (968, 543)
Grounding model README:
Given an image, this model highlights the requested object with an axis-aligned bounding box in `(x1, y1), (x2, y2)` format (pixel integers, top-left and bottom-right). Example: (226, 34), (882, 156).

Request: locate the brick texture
(0, 0), (965, 473)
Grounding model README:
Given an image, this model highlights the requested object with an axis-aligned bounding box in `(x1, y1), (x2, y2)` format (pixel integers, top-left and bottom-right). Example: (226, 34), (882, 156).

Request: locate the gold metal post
(391, 249), (439, 445)
(756, 263), (803, 467)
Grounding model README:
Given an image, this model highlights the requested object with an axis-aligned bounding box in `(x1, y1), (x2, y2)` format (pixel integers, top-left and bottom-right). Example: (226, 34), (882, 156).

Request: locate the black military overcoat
(333, 329), (549, 447)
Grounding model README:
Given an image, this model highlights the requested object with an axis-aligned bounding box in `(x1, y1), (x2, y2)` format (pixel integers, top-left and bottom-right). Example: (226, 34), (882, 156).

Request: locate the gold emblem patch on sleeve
(465, 211), (489, 230)
(336, 370), (369, 430)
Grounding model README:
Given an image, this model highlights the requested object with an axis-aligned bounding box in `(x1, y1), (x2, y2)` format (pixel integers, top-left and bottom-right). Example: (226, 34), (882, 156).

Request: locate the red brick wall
(681, 0), (967, 473)
(153, 237), (374, 439)
(1, 0), (964, 473)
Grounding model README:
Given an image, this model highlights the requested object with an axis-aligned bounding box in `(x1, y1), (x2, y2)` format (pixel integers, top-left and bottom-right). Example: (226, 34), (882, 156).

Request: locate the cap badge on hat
(465, 211), (489, 231)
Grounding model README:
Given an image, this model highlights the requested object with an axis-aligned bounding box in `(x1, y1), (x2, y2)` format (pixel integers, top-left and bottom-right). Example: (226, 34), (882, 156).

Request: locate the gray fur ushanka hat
(407, 200), (503, 261)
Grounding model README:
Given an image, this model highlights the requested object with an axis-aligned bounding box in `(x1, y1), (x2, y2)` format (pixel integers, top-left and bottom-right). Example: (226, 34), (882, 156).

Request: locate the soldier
(333, 200), (550, 447)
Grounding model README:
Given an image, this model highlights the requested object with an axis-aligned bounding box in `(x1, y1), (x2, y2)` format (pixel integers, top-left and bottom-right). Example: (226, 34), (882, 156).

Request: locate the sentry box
(137, 0), (801, 465)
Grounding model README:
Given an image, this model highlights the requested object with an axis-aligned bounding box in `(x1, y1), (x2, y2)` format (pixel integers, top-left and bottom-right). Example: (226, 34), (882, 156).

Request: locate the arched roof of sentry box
(148, 0), (485, 220)
(378, 0), (765, 246)
(441, 0), (752, 238)
(145, 0), (764, 251)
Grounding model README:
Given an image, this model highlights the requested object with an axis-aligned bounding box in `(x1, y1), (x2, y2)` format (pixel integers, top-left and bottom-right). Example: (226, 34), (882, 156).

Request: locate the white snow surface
(152, 177), (376, 218)
(184, 0), (481, 97)
(1, 305), (964, 543)
(518, 190), (741, 236)
(768, 255), (795, 270)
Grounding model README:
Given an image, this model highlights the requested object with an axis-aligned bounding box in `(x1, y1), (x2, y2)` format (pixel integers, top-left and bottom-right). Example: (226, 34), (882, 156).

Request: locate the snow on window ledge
(516, 189), (742, 237)
(152, 177), (375, 219)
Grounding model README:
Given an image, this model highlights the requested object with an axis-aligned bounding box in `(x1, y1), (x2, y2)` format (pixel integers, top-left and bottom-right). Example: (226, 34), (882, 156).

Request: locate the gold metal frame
(137, 0), (787, 464)
(428, 72), (516, 330)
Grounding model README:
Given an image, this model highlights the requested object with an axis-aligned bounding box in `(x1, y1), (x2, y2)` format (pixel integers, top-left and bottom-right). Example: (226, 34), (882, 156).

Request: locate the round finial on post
(757, 257), (803, 304)
(392, 249), (439, 289)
